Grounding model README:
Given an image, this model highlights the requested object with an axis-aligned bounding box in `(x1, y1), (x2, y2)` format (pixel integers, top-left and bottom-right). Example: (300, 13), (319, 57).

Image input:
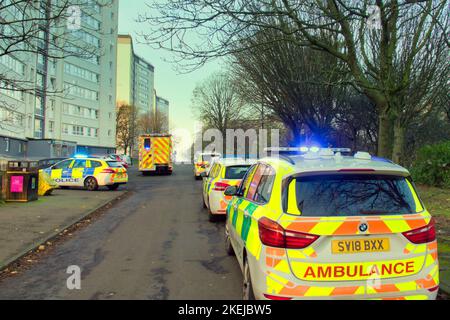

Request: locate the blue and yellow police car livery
(42, 156), (128, 191)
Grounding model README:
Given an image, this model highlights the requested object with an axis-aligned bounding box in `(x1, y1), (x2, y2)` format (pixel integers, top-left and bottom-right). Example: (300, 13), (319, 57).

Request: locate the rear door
(70, 159), (87, 187)
(281, 173), (430, 283)
(203, 163), (220, 206)
(140, 137), (154, 170)
(153, 137), (171, 165)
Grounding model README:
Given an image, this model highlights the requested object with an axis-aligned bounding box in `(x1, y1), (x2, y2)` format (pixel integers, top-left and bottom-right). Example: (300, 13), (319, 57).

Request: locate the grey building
(0, 0), (119, 160)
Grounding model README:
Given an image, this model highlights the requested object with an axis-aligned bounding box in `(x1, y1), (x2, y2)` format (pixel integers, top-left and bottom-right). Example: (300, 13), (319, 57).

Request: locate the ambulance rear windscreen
(289, 174), (420, 217)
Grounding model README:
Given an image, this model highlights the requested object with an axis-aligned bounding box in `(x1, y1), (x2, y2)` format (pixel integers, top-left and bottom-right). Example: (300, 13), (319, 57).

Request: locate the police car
(42, 156), (128, 191)
(202, 158), (256, 221)
(224, 148), (439, 300)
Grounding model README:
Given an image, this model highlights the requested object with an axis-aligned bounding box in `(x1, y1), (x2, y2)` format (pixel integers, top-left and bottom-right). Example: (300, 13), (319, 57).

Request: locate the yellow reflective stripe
(425, 254), (435, 268)
(407, 180), (424, 212)
(382, 219), (410, 233)
(411, 244), (426, 254)
(404, 295), (428, 300)
(274, 260), (291, 274)
(287, 180), (301, 215)
(395, 281), (417, 292)
(287, 250), (307, 259)
(304, 286), (334, 297)
(309, 221), (342, 235)
(246, 223), (262, 260)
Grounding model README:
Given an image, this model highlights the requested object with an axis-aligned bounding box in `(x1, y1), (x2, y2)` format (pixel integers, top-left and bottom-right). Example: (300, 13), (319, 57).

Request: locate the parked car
(42, 156), (128, 191)
(225, 148), (439, 300)
(107, 154), (129, 169)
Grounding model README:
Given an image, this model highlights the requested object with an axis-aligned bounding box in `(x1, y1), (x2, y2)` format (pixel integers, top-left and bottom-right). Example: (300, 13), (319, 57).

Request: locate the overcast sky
(118, 0), (222, 137)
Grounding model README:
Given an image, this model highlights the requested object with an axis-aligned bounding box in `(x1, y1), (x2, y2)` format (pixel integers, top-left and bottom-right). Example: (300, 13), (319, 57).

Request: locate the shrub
(411, 141), (450, 188)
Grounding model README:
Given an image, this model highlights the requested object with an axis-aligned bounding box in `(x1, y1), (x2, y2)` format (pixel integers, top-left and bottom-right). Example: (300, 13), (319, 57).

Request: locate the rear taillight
(101, 168), (115, 174)
(258, 217), (319, 249)
(402, 219), (436, 244)
(213, 182), (230, 191)
(263, 294), (292, 300)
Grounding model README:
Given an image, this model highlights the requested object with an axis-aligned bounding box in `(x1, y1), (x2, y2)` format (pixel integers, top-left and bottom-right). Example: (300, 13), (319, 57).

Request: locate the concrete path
(0, 188), (126, 269)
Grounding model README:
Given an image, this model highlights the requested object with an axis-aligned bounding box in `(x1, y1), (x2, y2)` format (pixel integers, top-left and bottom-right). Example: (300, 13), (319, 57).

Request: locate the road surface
(0, 165), (242, 300)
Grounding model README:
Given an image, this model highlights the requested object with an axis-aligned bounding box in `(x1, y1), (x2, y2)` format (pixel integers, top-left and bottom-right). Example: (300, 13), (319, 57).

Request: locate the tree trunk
(377, 113), (393, 159)
(392, 121), (406, 165)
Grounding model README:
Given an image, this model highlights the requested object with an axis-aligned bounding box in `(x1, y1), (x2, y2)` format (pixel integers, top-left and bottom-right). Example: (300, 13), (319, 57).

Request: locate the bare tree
(192, 72), (247, 136)
(139, 0), (449, 160)
(137, 109), (169, 134)
(232, 27), (348, 146)
(116, 104), (138, 156)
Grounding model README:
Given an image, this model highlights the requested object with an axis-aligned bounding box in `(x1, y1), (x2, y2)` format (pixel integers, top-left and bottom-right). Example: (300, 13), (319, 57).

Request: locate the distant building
(154, 93), (170, 133)
(0, 0), (119, 159)
(116, 35), (155, 114)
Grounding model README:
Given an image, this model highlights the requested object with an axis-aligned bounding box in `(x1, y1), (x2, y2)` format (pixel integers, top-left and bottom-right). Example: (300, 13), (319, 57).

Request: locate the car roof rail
(277, 154), (296, 165)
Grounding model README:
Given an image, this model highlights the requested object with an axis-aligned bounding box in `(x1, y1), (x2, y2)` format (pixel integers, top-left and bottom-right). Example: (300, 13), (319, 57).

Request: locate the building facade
(0, 0), (119, 160)
(154, 93), (170, 133)
(116, 35), (155, 114)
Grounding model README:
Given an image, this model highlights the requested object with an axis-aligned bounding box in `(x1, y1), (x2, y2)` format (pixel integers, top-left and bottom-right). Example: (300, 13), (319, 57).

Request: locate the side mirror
(200, 172), (208, 178)
(224, 186), (238, 197)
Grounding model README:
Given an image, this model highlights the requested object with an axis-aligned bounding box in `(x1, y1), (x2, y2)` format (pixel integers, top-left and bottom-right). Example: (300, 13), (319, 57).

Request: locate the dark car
(37, 158), (68, 169)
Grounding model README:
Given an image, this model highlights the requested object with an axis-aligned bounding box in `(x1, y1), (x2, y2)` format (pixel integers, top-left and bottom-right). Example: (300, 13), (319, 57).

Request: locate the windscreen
(225, 166), (251, 180)
(290, 174), (420, 217)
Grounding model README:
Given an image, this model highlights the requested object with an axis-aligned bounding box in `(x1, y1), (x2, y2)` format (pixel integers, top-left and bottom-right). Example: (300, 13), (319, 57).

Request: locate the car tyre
(243, 257), (255, 300)
(202, 193), (207, 209)
(225, 229), (235, 256)
(208, 209), (218, 222)
(84, 177), (99, 191)
(107, 184), (119, 191)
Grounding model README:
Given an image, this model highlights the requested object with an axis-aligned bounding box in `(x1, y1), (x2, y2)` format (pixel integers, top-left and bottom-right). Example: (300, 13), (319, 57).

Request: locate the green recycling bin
(5, 161), (39, 202)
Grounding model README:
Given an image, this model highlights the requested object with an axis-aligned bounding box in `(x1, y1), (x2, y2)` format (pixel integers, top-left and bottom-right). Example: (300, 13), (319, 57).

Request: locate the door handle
(244, 210), (250, 217)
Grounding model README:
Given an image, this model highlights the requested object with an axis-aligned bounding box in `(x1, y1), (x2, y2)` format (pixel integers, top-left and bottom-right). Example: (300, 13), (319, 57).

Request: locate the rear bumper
(209, 191), (230, 215)
(247, 246), (439, 300)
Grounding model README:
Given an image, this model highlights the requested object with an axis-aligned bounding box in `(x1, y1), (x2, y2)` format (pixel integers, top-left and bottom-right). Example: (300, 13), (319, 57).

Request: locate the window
(287, 174), (422, 217)
(245, 165), (265, 201)
(239, 165), (257, 196)
(53, 159), (73, 170)
(49, 121), (54, 133)
(34, 119), (43, 138)
(72, 160), (87, 169)
(225, 166), (251, 180)
(64, 62), (99, 82)
(5, 138), (10, 152)
(64, 83), (98, 101)
(90, 161), (102, 168)
(210, 164), (221, 178)
(0, 54), (25, 75)
(254, 166), (276, 204)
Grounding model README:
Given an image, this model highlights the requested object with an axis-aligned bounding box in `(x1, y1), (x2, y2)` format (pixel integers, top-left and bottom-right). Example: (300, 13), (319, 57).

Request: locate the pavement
(0, 165), (242, 299)
(0, 188), (126, 270)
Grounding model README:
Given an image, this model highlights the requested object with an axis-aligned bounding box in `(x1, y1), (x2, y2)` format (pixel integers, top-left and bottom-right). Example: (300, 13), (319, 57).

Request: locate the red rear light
(258, 217), (319, 249)
(263, 294), (292, 300)
(427, 285), (439, 292)
(402, 219), (436, 244)
(101, 168), (115, 174)
(213, 182), (230, 191)
(285, 229), (320, 249)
